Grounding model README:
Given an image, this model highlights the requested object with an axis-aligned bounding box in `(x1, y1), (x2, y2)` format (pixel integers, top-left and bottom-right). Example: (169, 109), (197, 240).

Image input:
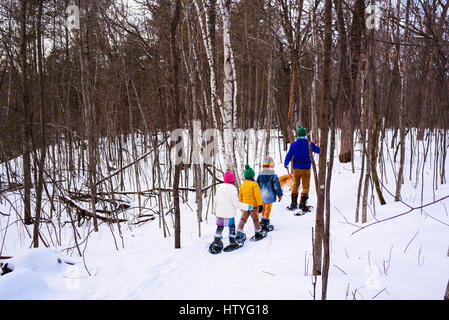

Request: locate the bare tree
(170, 0), (183, 249)
(33, 0), (47, 247)
(313, 0), (332, 278)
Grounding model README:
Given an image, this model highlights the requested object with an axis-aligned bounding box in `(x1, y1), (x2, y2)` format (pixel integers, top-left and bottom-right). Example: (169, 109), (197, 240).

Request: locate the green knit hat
(297, 127), (307, 137)
(243, 164), (255, 179)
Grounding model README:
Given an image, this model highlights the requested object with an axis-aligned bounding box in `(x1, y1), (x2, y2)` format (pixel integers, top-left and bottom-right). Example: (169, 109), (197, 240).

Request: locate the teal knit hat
(297, 127), (307, 137)
(243, 164), (255, 179)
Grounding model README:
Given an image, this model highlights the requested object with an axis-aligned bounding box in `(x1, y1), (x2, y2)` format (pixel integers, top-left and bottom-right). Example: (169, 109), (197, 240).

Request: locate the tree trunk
(368, 1), (386, 206)
(33, 0), (47, 247)
(395, 0), (410, 202)
(310, 3), (319, 142)
(20, 0), (33, 226)
(313, 0), (332, 277)
(219, 0), (239, 182)
(335, 0), (352, 164)
(445, 280), (449, 300)
(193, 0), (221, 127)
(79, 4), (99, 232)
(170, 0), (182, 249)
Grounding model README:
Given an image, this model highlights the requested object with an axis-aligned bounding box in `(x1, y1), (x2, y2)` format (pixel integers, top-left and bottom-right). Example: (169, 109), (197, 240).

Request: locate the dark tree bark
(335, 0), (352, 164)
(445, 279), (449, 300)
(20, 0), (33, 226)
(313, 0), (332, 277)
(169, 0), (183, 249)
(33, 0), (47, 247)
(368, 0), (386, 206)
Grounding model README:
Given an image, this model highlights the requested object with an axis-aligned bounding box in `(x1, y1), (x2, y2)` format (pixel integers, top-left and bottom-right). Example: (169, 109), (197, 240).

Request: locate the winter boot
(253, 230), (266, 241)
(209, 235), (224, 254)
(298, 193), (309, 211)
(214, 235), (223, 247)
(287, 193), (298, 210)
(228, 235), (241, 249)
(236, 231), (246, 243)
(260, 218), (270, 233)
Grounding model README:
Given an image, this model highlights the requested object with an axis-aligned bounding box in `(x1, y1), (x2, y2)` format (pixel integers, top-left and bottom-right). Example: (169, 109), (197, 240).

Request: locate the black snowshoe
(294, 194), (312, 216)
(250, 230), (267, 241)
(223, 235), (244, 252)
(209, 237), (224, 254)
(294, 205), (313, 216)
(235, 231), (247, 243)
(260, 218), (274, 232)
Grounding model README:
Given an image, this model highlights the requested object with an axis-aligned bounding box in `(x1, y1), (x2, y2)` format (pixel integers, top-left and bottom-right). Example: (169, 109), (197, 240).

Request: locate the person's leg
(299, 169), (311, 209)
(237, 210), (250, 233)
(228, 219), (238, 245)
(213, 221), (224, 247)
(261, 203), (272, 232)
(288, 169), (301, 209)
(301, 169), (311, 195)
(262, 203), (273, 219)
(249, 208), (262, 232)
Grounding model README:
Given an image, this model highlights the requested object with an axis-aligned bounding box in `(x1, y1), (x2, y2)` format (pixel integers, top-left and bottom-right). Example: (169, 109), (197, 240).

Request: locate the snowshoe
(209, 241), (223, 254)
(209, 236), (224, 254)
(260, 218), (274, 233)
(223, 241), (244, 252)
(236, 231), (247, 243)
(250, 231), (267, 241)
(286, 203), (298, 211)
(223, 235), (244, 252)
(294, 205), (313, 216)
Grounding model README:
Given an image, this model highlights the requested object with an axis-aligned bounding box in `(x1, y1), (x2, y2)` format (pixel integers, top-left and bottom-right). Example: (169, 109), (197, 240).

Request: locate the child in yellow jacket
(237, 164), (266, 241)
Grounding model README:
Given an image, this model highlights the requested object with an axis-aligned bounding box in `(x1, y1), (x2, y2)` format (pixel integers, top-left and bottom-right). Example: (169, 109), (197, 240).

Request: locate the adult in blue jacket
(284, 127), (320, 211)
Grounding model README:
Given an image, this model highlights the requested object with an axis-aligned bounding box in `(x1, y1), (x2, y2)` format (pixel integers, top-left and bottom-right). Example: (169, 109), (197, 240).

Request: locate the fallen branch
(371, 287), (388, 299)
(59, 196), (128, 223)
(352, 194), (449, 236)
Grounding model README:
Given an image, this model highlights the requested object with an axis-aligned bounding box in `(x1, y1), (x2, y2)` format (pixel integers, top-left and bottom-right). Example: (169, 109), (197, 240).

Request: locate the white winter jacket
(213, 183), (251, 218)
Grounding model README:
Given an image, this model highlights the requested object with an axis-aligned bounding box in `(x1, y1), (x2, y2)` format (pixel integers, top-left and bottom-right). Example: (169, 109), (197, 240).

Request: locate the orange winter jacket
(238, 178), (263, 208)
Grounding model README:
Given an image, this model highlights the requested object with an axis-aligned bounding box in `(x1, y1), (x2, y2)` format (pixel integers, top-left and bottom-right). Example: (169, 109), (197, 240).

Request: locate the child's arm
(254, 184), (263, 207)
(311, 142), (320, 154)
(231, 194), (252, 211)
(284, 145), (294, 167)
(273, 175), (283, 200)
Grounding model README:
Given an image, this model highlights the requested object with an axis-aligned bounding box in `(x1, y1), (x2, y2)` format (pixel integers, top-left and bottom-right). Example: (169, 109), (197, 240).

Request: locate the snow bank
(0, 248), (81, 299)
(0, 268), (53, 299)
(5, 248), (66, 274)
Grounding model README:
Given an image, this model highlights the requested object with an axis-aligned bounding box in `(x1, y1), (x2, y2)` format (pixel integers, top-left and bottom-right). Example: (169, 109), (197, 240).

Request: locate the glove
(258, 205), (263, 213)
(248, 204), (253, 211)
(278, 196), (283, 202)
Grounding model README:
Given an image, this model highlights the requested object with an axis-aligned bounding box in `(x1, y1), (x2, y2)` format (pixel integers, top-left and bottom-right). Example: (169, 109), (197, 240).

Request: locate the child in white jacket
(210, 170), (252, 254)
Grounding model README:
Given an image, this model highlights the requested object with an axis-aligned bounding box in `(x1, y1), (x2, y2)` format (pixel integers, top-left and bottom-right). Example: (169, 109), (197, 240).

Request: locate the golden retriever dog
(278, 174), (294, 191)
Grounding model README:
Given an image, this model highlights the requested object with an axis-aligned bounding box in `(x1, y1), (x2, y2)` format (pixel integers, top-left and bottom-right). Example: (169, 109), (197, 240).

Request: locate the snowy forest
(0, 0), (448, 301)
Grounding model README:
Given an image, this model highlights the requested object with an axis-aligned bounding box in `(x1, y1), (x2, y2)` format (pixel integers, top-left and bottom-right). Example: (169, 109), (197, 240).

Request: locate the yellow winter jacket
(239, 178), (263, 208)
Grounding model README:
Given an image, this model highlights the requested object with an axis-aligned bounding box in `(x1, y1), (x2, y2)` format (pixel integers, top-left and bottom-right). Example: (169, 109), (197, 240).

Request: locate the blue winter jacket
(256, 169), (283, 204)
(284, 137), (320, 169)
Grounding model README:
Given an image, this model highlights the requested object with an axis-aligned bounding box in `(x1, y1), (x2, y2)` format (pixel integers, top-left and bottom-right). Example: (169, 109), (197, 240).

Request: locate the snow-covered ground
(1, 130), (448, 299)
